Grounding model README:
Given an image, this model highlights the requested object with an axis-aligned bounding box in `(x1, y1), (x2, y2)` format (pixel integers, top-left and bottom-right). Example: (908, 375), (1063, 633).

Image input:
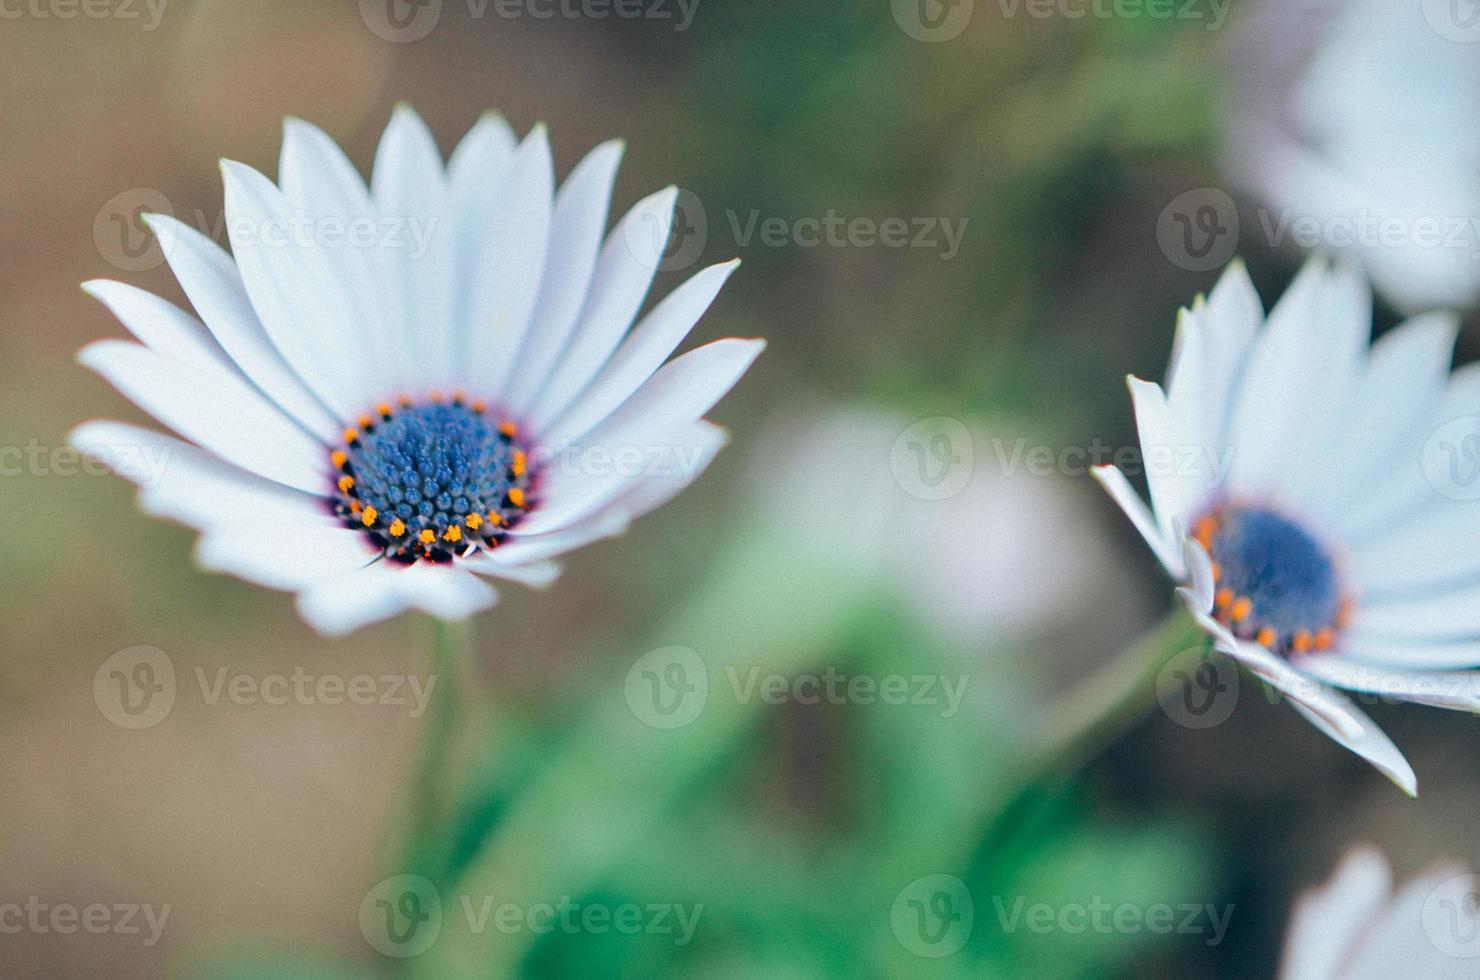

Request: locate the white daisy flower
(1093, 256), (1480, 795)
(72, 107), (763, 635)
(1222, 0), (1480, 313)
(1279, 846), (1479, 979)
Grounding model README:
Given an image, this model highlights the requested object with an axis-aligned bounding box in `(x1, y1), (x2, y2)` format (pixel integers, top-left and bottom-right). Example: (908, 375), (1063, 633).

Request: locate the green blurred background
(3, 0), (1480, 976)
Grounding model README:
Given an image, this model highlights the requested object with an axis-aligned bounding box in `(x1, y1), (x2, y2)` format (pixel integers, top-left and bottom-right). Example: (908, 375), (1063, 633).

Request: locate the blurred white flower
(759, 405), (1122, 649)
(1222, 0), (1480, 312)
(73, 107), (762, 635)
(1095, 257), (1480, 796)
(1280, 846), (1480, 979)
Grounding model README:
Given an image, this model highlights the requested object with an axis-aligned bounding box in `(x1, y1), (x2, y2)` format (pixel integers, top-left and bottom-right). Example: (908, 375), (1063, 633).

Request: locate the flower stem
(403, 617), (471, 877)
(1034, 608), (1208, 779)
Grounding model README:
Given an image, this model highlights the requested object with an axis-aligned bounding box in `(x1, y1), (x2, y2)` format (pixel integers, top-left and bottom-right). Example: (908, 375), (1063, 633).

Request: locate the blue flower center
(330, 398), (532, 564)
(1194, 504), (1349, 655)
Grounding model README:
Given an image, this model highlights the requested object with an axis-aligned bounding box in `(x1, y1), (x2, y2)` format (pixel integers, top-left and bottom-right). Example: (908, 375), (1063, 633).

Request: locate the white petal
(1353, 582), (1480, 642)
(372, 105), (452, 390)
(372, 105), (444, 206)
(458, 553), (563, 588)
(296, 561), (496, 636)
(500, 140), (625, 414)
(1276, 259), (1373, 513)
(71, 420), (332, 532)
(143, 213), (340, 440)
(1090, 464), (1183, 577)
(1278, 847), (1393, 980)
(394, 563), (499, 620)
(600, 419), (728, 520)
(448, 113), (517, 197)
(1178, 593), (1364, 738)
(81, 280), (231, 374)
(1226, 258), (1362, 495)
(222, 160), (386, 418)
(1326, 312), (1460, 536)
(279, 117), (372, 214)
(540, 259), (739, 450)
(1183, 536), (1216, 608)
(1337, 630), (1480, 670)
(1348, 496), (1480, 597)
(527, 186), (678, 427)
(1128, 376), (1206, 543)
(1287, 692), (1418, 797)
(459, 126), (554, 396)
(276, 120), (400, 399)
(1294, 653), (1480, 712)
(1199, 258), (1263, 361)
(295, 562), (412, 636)
(78, 340), (329, 494)
(197, 525), (378, 592)
(517, 338), (762, 535)
(488, 508), (631, 564)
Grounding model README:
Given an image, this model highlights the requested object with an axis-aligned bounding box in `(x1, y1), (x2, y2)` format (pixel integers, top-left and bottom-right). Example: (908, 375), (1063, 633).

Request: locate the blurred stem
(402, 617), (473, 877)
(1035, 608), (1207, 779)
